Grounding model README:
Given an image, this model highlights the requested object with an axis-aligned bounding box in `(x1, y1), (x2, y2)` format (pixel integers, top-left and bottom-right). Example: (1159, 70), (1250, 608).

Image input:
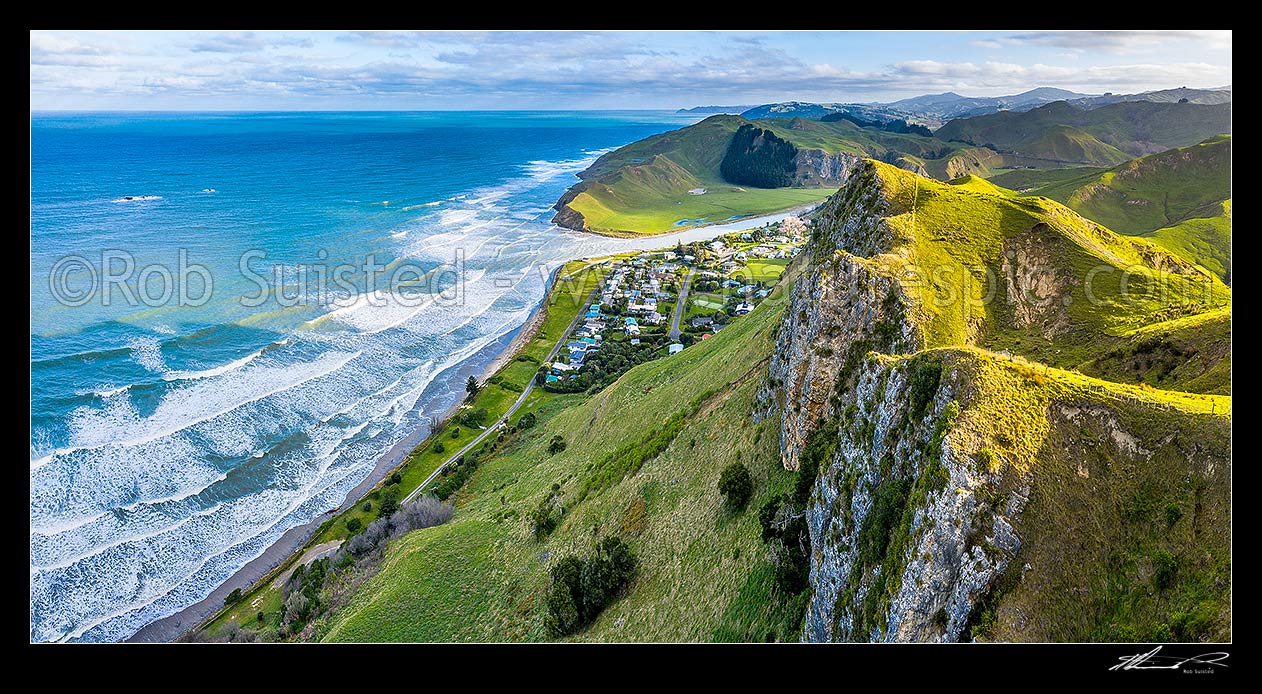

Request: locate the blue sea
(30, 111), (804, 642)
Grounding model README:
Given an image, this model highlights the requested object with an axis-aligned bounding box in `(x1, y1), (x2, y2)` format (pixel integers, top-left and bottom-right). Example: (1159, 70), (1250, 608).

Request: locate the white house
(668, 343), (684, 354)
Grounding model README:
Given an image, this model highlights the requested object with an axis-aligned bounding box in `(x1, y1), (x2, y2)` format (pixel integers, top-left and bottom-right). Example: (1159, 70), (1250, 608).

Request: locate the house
(740, 232), (752, 241)
(627, 324), (641, 336)
(755, 288), (771, 299)
(662, 251), (677, 261)
(734, 302), (754, 315)
(567, 341), (588, 353)
(708, 241), (726, 253)
(659, 262), (679, 272)
(668, 343), (684, 355)
(683, 254), (695, 263)
(722, 278), (742, 289)
(701, 333), (712, 340)
(734, 251), (748, 261)
(546, 375), (560, 383)
(624, 316), (638, 326)
(689, 315), (713, 329)
(687, 187), (706, 195)
(579, 336), (598, 347)
(647, 311), (664, 325)
(551, 361), (576, 373)
(630, 338), (640, 345)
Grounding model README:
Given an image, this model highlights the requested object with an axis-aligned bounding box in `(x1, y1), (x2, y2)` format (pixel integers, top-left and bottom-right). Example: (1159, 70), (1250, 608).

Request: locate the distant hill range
(934, 100), (1232, 158)
(737, 86), (1232, 127)
(675, 105), (756, 115)
(881, 86), (1090, 119)
(1068, 86), (1232, 109)
(560, 91), (1231, 236)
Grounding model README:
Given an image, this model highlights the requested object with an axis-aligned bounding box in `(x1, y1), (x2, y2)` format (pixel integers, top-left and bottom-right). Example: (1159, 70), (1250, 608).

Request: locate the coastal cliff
(760, 160), (1232, 642)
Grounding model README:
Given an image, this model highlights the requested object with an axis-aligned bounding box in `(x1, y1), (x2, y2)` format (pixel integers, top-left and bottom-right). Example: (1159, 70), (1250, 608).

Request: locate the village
(539, 215), (809, 394)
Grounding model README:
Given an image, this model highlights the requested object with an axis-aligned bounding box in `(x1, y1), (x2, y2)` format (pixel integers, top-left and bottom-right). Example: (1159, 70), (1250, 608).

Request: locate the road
(668, 267), (695, 341)
(405, 280), (600, 503)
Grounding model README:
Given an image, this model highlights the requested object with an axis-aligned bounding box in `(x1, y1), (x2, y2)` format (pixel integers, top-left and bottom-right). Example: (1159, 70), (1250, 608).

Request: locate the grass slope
(1029, 136), (1231, 280)
(844, 161), (1231, 368)
(558, 115), (985, 236)
(936, 101), (1232, 158)
(319, 271), (808, 642)
(924, 347), (1231, 641)
(199, 258), (610, 636)
(1076, 306), (1232, 395)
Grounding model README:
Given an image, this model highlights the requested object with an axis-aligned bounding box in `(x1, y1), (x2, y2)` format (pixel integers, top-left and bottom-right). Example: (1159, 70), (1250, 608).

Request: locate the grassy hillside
(317, 270), (810, 642)
(936, 101), (1232, 158)
(1030, 136), (1231, 279)
(279, 157), (1228, 645)
(1149, 200), (1232, 283)
(941, 347), (1230, 641)
(555, 115), (986, 236)
(823, 161), (1231, 368)
(1076, 306), (1232, 395)
(987, 165), (1108, 193)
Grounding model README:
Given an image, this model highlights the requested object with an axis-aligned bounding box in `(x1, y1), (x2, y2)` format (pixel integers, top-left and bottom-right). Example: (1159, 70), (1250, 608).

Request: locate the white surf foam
(161, 339), (287, 382)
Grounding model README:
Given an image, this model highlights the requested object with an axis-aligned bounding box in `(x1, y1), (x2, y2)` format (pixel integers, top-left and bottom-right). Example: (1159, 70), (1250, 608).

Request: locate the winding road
(668, 267), (695, 341)
(405, 277), (600, 503)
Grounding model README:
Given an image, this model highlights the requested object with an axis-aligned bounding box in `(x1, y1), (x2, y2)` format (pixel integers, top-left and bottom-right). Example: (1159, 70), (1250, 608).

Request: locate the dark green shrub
(718, 462), (753, 511)
(345, 517), (362, 533)
(548, 435), (567, 455)
(1153, 549), (1178, 591)
(224, 588), (243, 606)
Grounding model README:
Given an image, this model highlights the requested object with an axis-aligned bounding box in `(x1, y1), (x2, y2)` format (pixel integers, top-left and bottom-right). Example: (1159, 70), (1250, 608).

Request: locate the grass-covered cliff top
(816, 159), (1231, 373)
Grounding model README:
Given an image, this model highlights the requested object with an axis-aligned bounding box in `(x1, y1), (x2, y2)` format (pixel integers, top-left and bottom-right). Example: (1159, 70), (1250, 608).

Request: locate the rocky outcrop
(793, 149), (858, 186)
(758, 161), (920, 471)
(551, 184), (590, 232)
(802, 352), (1027, 642)
(760, 158), (1232, 643)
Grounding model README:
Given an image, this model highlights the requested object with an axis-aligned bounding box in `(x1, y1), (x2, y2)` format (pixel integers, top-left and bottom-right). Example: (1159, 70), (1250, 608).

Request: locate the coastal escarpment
(760, 159), (1232, 642)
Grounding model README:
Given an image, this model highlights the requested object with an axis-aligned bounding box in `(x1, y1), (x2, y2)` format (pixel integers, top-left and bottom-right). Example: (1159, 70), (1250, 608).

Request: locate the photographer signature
(1110, 646), (1229, 671)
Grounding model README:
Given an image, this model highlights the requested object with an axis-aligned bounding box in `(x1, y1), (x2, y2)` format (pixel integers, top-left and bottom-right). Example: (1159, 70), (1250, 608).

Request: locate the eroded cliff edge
(758, 160), (1231, 642)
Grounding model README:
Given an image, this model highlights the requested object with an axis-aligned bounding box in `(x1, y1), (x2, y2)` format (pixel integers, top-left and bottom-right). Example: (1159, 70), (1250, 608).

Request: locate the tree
(518, 411), (537, 430)
(345, 517), (362, 533)
(718, 462), (753, 511)
(224, 588), (243, 606)
(378, 489), (400, 518)
(466, 376), (481, 399)
(548, 435), (567, 455)
(432, 440), (446, 454)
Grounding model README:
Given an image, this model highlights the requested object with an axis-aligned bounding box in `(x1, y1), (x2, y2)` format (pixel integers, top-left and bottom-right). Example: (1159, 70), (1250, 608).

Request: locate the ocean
(29, 111), (804, 642)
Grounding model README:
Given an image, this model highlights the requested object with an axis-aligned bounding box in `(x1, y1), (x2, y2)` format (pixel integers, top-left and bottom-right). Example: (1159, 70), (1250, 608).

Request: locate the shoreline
(128, 275), (555, 643)
(568, 200), (827, 239)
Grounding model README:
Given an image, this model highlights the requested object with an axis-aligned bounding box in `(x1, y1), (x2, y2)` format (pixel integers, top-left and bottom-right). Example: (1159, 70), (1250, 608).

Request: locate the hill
(1070, 86), (1232, 109)
(1030, 136), (1232, 280)
(765, 160), (1231, 641)
(551, 114), (1070, 236)
(676, 105), (754, 115)
(552, 114), (960, 236)
(192, 157), (1231, 645)
(935, 100), (1232, 158)
(884, 87), (1091, 120)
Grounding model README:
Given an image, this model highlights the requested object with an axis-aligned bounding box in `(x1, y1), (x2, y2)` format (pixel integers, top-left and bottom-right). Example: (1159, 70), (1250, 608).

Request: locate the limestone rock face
(793, 149), (858, 187)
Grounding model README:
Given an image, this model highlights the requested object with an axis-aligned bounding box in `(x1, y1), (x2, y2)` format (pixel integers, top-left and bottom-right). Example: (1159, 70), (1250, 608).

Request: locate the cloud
(27, 30), (1235, 110)
(187, 31), (266, 53)
(971, 40), (1003, 50)
(999, 30), (1231, 53)
(183, 31), (311, 53)
(886, 59), (1230, 95)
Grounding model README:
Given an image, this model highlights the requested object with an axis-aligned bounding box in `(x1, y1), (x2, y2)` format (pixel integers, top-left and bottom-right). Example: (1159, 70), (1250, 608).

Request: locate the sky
(30, 30), (1232, 110)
